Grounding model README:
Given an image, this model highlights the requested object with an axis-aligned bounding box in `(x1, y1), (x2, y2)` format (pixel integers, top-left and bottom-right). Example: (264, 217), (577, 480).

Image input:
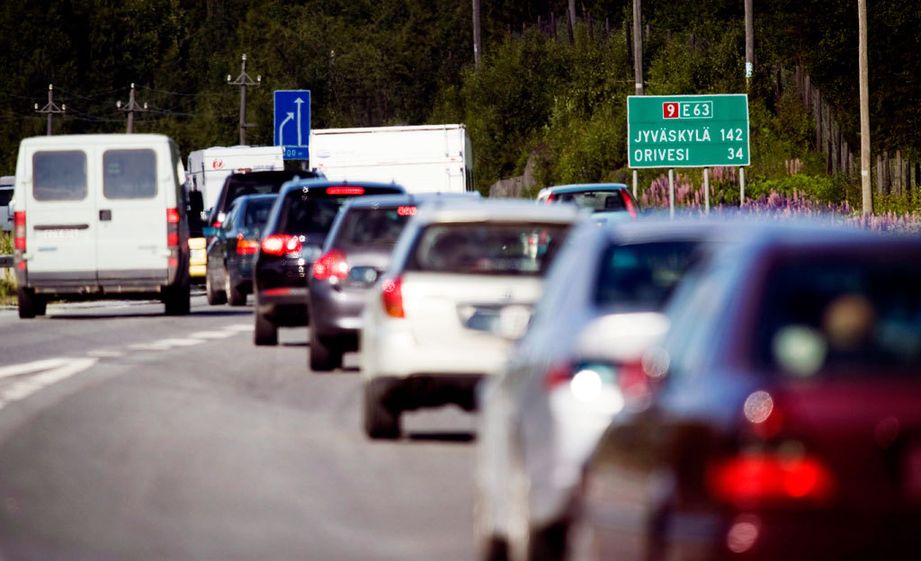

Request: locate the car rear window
(555, 190), (626, 212)
(275, 186), (404, 237)
(594, 240), (699, 310)
(103, 149), (157, 199)
(242, 198), (275, 231)
(33, 150), (87, 201)
(335, 206), (414, 247)
(0, 188), (12, 206)
(223, 173), (300, 206)
(756, 255), (921, 377)
(409, 222), (569, 276)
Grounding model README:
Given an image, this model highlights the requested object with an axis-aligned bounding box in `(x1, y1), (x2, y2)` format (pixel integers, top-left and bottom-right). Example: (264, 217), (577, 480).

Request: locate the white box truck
(309, 124), (473, 193)
(186, 145), (284, 212)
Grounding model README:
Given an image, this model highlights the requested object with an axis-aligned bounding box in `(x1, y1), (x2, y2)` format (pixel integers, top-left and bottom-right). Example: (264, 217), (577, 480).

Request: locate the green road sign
(627, 94), (750, 168)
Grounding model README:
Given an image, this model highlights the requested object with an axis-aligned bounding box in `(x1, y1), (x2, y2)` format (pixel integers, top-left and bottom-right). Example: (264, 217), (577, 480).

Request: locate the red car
(574, 226), (921, 561)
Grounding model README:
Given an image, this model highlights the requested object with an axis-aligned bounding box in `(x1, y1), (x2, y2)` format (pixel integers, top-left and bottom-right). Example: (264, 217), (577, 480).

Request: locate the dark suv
(308, 193), (477, 370)
(207, 169), (324, 229)
(253, 180), (405, 345)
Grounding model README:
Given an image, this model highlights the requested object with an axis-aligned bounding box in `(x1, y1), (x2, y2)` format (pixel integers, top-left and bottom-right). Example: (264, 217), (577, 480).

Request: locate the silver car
(475, 219), (724, 561)
(360, 198), (583, 439)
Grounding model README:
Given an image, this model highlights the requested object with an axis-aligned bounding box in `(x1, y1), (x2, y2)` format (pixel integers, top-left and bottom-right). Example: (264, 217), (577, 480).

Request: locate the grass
(0, 232), (15, 306)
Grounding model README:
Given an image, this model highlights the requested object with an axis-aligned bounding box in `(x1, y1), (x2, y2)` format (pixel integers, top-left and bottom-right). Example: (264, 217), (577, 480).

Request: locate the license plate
(905, 444), (921, 501)
(36, 229), (81, 240)
(190, 249), (206, 261)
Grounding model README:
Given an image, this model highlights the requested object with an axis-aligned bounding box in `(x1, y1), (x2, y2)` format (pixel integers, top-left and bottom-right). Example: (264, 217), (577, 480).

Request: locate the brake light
(397, 205), (417, 217)
(326, 186), (365, 196)
(313, 249), (350, 281)
(14, 211), (26, 251)
(623, 193), (638, 218)
(235, 236), (260, 255)
(381, 277), (405, 318)
(212, 220), (222, 229)
(261, 234), (302, 256)
(708, 453), (835, 506)
(544, 364), (573, 390)
(166, 208), (180, 248)
(545, 194), (556, 203)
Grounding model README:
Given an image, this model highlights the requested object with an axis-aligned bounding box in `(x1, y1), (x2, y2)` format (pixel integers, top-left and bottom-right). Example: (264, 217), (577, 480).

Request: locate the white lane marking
(187, 331), (236, 340)
(0, 357), (97, 408)
(223, 323), (254, 333)
(0, 358), (69, 380)
(86, 350), (126, 358)
(129, 338), (207, 352)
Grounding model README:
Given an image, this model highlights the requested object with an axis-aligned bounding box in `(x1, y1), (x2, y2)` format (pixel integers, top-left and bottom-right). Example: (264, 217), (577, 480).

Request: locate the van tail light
(708, 453), (835, 506)
(166, 208), (181, 248)
(312, 249), (349, 281)
(235, 236), (260, 255)
(260, 234), (302, 256)
(380, 277), (405, 318)
(14, 211), (26, 251)
(623, 194), (638, 218)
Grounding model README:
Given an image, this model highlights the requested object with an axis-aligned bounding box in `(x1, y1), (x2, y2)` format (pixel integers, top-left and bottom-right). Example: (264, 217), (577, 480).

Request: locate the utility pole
(116, 83), (148, 134)
(745, 0), (754, 90)
(472, 0), (482, 67)
(34, 84), (66, 136)
(227, 53), (261, 145)
(568, 0), (576, 39)
(632, 0), (644, 199)
(858, 0), (872, 215)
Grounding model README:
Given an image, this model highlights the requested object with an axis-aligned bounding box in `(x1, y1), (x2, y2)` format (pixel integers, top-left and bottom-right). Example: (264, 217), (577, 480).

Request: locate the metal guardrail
(0, 255), (12, 268)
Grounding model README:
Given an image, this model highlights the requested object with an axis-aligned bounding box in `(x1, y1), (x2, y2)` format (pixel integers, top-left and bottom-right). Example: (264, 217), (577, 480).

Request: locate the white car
(359, 198), (582, 439)
(475, 219), (721, 561)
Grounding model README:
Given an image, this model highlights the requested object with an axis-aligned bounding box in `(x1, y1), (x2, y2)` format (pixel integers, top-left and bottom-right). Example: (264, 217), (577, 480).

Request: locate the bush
(0, 232), (14, 305)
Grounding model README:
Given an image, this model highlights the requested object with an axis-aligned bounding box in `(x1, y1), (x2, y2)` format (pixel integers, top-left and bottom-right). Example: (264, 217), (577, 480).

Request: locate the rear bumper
(371, 375), (483, 412)
(309, 280), (368, 342)
(256, 286), (309, 325)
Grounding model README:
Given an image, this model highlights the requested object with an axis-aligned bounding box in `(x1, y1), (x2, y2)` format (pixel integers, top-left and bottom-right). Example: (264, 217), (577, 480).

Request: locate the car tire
(163, 281), (191, 316)
(363, 378), (400, 440)
(310, 329), (342, 372)
(254, 310), (278, 346)
(206, 273), (227, 305)
(17, 288), (45, 319)
(226, 273), (246, 306)
(527, 519), (569, 561)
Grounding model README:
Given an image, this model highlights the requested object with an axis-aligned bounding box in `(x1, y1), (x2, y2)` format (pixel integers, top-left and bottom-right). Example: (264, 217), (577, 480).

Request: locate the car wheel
(226, 273), (246, 306)
(254, 310), (278, 346)
(310, 329), (342, 372)
(206, 273), (227, 305)
(17, 288), (45, 319)
(527, 519), (569, 561)
(163, 281), (191, 316)
(363, 378), (400, 439)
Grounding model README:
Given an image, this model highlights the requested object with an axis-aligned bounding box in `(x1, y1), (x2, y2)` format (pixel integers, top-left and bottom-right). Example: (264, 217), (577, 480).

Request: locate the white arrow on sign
(278, 112), (294, 145)
(294, 97), (305, 145)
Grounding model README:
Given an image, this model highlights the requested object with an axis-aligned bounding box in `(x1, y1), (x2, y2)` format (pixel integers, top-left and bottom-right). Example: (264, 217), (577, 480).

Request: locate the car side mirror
(189, 190), (204, 215)
(202, 226), (219, 238)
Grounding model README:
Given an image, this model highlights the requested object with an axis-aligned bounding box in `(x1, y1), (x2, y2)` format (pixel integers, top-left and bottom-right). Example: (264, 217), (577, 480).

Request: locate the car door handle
(99, 209), (112, 221)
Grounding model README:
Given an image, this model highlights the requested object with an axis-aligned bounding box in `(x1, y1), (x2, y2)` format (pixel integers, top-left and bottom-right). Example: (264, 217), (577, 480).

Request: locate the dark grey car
(205, 194), (277, 306)
(307, 193), (477, 371)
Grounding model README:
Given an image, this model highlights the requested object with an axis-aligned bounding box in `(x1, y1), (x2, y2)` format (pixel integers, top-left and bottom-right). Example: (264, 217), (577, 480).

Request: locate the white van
(12, 134), (191, 318)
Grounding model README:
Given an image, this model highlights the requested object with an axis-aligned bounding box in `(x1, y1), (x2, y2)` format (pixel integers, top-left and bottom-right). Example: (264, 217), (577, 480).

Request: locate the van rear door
(24, 148), (98, 284)
(95, 147), (169, 283)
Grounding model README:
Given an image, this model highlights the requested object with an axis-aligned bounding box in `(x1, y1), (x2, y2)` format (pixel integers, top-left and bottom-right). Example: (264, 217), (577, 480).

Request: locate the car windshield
(337, 206), (414, 247)
(555, 190), (626, 212)
(755, 256), (921, 377)
(594, 240), (699, 310)
(409, 222), (569, 276)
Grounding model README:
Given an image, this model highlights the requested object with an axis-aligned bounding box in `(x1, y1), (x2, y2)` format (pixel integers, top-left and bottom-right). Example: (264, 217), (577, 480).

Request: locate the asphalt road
(0, 295), (477, 561)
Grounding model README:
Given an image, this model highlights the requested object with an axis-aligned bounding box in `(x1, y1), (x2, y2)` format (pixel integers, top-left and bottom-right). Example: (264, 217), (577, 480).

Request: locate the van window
(104, 149), (157, 199)
(33, 151), (87, 201)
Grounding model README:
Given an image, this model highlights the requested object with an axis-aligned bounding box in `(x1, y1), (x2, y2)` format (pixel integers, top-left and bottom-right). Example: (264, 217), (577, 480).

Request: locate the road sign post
(627, 94), (750, 169)
(273, 90), (311, 161)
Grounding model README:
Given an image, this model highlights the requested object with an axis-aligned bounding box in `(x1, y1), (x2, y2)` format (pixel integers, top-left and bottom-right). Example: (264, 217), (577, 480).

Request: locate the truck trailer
(309, 124), (473, 193)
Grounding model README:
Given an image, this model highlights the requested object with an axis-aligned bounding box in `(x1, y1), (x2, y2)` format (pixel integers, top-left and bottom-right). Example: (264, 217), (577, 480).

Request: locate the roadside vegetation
(0, 232), (14, 306)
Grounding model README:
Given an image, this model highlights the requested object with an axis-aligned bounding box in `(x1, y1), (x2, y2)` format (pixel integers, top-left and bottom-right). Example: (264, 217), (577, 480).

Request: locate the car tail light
(544, 360), (648, 398)
(14, 211), (26, 251)
(326, 186), (365, 196)
(260, 234), (302, 256)
(397, 205), (417, 217)
(235, 235), (260, 255)
(623, 193), (638, 218)
(708, 453), (835, 506)
(380, 277), (404, 318)
(313, 249), (349, 281)
(211, 220), (222, 229)
(545, 194), (556, 203)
